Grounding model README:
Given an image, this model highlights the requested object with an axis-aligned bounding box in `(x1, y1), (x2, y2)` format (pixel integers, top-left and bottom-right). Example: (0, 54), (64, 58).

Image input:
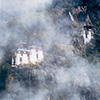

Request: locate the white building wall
(87, 31), (92, 43)
(12, 47), (44, 66)
(16, 53), (21, 65)
(37, 50), (44, 61)
(22, 54), (28, 64)
(12, 58), (14, 65)
(15, 53), (28, 65)
(30, 49), (37, 64)
(83, 30), (92, 44)
(30, 49), (44, 64)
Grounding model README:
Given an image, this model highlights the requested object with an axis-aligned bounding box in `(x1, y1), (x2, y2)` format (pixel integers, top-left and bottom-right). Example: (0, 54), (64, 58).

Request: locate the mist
(0, 0), (100, 100)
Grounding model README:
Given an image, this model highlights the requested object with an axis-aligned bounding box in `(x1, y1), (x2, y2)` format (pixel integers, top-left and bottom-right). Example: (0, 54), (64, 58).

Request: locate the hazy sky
(0, 0), (52, 12)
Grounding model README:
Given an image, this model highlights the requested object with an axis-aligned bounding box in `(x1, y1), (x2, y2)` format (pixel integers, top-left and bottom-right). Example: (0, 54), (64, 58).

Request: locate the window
(27, 54), (30, 57)
(14, 58), (15, 65)
(20, 58), (22, 62)
(21, 53), (23, 56)
(36, 54), (38, 59)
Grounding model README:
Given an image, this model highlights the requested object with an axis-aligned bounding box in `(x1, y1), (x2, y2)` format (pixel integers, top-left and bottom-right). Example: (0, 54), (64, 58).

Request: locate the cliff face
(0, 0), (100, 100)
(49, 0), (100, 57)
(72, 1), (100, 56)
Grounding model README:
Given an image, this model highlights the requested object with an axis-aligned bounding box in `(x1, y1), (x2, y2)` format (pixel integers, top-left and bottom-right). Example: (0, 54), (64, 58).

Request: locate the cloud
(1, 0), (52, 13)
(0, 0), (100, 100)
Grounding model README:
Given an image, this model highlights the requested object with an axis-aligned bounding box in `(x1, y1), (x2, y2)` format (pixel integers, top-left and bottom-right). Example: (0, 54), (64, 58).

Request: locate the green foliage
(0, 62), (11, 92)
(0, 62), (11, 72)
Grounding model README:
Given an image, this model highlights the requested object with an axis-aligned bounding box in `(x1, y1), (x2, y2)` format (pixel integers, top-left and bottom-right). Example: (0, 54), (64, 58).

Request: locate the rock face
(51, 0), (100, 55)
(6, 74), (13, 91)
(0, 0), (100, 100)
